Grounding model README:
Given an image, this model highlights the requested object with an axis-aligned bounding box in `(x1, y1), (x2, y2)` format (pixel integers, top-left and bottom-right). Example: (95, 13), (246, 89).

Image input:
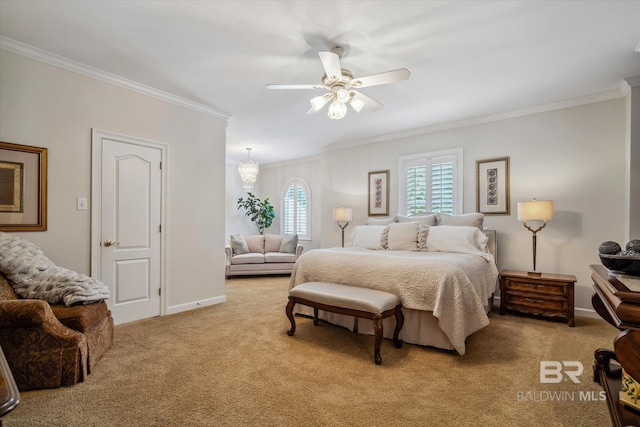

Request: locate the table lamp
(517, 198), (553, 275)
(333, 207), (352, 247)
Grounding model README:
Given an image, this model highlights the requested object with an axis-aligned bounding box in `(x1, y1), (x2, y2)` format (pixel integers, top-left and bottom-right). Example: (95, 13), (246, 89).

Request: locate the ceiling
(1, 1), (639, 165)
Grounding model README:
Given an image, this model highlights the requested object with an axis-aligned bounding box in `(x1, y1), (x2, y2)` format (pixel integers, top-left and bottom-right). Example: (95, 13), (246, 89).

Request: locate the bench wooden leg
(313, 307), (319, 326)
(373, 314), (383, 365)
(286, 297), (296, 336)
(393, 304), (404, 349)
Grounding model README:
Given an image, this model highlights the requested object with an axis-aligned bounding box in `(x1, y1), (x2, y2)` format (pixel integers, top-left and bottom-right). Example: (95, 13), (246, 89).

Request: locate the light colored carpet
(3, 276), (616, 426)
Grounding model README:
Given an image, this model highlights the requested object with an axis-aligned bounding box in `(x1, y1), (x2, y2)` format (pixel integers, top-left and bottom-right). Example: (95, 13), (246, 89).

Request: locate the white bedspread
(289, 247), (499, 355)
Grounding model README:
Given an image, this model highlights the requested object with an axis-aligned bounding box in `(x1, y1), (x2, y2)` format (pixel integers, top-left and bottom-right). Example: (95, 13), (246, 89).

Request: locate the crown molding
(325, 89), (625, 153)
(0, 36), (230, 120)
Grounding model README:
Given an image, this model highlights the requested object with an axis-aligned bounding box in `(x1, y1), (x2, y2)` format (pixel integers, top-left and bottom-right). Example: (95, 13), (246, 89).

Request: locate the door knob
(103, 240), (120, 247)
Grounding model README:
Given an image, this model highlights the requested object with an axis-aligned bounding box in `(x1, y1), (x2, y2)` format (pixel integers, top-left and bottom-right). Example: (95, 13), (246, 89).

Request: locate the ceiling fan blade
(318, 51), (342, 81)
(306, 106), (319, 115)
(266, 84), (324, 90)
(350, 90), (382, 112)
(351, 68), (410, 88)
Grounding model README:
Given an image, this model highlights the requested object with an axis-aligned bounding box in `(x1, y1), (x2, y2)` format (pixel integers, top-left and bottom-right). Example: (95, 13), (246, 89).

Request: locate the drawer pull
(525, 297), (544, 304)
(526, 283), (544, 289)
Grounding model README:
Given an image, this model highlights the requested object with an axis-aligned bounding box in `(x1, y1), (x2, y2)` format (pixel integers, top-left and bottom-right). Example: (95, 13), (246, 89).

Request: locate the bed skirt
(294, 306), (456, 351)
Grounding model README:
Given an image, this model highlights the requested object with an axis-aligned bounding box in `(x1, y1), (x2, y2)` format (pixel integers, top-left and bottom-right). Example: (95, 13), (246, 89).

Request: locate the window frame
(398, 148), (463, 215)
(280, 178), (311, 242)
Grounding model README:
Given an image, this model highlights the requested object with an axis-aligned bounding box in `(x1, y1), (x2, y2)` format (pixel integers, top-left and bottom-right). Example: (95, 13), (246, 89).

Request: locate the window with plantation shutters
(281, 178), (311, 241)
(399, 148), (462, 215)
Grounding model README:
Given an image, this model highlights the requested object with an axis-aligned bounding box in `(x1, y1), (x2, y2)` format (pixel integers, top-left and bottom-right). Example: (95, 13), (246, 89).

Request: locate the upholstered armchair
(0, 273), (113, 390)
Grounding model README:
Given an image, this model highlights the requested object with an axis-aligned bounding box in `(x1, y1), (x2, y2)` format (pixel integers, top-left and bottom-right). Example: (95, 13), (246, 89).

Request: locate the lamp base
(527, 270), (542, 276)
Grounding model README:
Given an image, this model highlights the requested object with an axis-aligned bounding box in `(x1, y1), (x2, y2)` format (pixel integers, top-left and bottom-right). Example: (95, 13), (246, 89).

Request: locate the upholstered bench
(286, 282), (404, 365)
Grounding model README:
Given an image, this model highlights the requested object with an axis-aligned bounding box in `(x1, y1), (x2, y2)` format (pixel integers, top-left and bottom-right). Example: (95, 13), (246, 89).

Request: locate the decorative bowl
(599, 254), (640, 276)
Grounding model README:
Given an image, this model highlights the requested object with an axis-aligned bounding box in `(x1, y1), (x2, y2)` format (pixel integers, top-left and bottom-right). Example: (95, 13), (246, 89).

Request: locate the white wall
(0, 50), (228, 314)
(253, 98), (628, 316)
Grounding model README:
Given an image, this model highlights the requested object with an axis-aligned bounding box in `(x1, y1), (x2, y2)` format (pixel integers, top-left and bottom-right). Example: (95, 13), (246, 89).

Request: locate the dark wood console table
(591, 265), (640, 427)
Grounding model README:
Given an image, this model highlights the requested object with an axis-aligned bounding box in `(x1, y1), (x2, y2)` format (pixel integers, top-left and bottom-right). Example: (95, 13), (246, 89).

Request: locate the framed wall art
(0, 142), (47, 231)
(368, 170), (389, 216)
(476, 157), (510, 215)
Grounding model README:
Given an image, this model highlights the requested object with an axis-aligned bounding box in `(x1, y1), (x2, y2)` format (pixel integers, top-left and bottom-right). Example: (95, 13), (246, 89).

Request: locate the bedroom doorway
(91, 129), (166, 324)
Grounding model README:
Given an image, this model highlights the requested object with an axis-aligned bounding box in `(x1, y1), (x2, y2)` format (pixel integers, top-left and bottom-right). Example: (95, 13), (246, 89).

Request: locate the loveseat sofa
(225, 234), (303, 278)
(0, 272), (114, 390)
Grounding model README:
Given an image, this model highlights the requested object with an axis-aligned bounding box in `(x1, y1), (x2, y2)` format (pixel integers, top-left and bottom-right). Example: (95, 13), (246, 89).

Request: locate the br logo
(540, 361), (584, 384)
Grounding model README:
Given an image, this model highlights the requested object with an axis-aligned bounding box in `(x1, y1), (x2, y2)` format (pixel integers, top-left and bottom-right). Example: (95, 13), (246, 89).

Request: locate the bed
(288, 218), (499, 355)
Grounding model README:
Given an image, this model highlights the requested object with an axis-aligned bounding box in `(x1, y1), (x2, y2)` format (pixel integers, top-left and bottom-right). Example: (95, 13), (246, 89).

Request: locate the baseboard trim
(166, 295), (227, 315)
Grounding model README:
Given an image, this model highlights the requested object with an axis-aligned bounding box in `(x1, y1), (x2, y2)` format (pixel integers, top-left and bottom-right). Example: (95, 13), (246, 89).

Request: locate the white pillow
(397, 214), (437, 226)
(386, 222), (420, 251)
(351, 225), (386, 250)
(427, 226), (489, 256)
(366, 217), (397, 225)
(436, 213), (484, 230)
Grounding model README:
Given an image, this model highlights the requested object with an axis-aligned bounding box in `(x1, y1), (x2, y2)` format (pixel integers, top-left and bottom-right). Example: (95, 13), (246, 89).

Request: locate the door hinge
(159, 161), (162, 170)
(158, 288), (161, 296)
(159, 224), (162, 233)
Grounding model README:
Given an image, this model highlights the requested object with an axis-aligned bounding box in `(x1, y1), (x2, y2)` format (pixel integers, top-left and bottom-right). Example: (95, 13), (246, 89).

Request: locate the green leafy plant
(237, 192), (275, 234)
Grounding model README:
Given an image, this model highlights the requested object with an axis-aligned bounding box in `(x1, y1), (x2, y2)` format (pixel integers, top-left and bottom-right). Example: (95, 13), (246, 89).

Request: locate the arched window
(281, 178), (311, 241)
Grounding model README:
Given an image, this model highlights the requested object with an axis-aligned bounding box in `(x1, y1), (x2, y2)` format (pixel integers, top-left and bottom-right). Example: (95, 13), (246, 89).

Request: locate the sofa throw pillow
(244, 235), (265, 253)
(264, 234), (283, 253)
(386, 222), (420, 251)
(230, 234), (249, 255)
(280, 234), (298, 254)
(437, 213), (484, 230)
(351, 225), (386, 250)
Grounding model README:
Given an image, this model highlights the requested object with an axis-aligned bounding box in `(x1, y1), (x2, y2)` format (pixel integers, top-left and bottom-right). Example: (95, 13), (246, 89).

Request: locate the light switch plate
(77, 197), (88, 211)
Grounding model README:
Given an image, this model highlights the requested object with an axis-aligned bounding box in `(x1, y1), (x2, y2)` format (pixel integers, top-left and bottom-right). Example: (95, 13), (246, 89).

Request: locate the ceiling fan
(266, 46), (410, 120)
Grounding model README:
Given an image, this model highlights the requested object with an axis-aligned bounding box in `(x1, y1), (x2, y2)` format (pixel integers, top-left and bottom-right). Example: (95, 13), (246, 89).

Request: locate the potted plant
(237, 192), (275, 234)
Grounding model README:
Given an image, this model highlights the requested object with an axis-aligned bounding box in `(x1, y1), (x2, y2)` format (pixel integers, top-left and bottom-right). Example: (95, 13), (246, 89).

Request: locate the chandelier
(238, 147), (259, 191)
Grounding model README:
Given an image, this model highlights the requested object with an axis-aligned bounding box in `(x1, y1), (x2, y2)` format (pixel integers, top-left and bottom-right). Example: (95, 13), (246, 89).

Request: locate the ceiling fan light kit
(267, 45), (410, 120)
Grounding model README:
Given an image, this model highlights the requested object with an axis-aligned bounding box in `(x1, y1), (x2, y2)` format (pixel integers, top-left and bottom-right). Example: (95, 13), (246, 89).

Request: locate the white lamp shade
(517, 200), (553, 221)
(333, 207), (352, 222)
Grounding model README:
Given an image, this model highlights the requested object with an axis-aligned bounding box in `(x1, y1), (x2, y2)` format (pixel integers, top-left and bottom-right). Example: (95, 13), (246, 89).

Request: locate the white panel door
(101, 138), (162, 324)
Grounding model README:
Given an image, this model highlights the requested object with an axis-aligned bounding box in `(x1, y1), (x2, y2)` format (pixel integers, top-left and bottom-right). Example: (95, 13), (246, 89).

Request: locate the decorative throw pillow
(380, 226), (390, 249)
(417, 223), (429, 251)
(280, 234), (298, 254)
(264, 234), (283, 253)
(386, 222), (420, 251)
(244, 235), (265, 253)
(230, 234), (249, 255)
(366, 217), (397, 226)
(437, 213), (484, 230)
(426, 226), (489, 255)
(397, 214), (437, 226)
(351, 225), (386, 250)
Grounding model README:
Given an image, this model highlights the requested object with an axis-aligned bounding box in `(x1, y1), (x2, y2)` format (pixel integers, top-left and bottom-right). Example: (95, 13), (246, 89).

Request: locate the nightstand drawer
(503, 280), (567, 297)
(507, 294), (568, 312)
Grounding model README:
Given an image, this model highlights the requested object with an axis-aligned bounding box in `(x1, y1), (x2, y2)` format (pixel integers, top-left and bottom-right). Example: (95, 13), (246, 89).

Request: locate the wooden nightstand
(500, 269), (576, 326)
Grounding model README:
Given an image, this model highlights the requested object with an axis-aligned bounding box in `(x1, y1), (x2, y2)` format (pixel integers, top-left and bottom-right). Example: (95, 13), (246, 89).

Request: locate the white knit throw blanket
(0, 232), (110, 306)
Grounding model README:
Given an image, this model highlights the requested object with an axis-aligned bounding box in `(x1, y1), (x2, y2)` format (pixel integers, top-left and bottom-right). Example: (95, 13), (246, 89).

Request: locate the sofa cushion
(230, 234), (249, 255)
(264, 234), (283, 253)
(279, 234), (298, 254)
(244, 235), (265, 253)
(50, 300), (110, 333)
(265, 252), (298, 263)
(230, 253), (266, 265)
